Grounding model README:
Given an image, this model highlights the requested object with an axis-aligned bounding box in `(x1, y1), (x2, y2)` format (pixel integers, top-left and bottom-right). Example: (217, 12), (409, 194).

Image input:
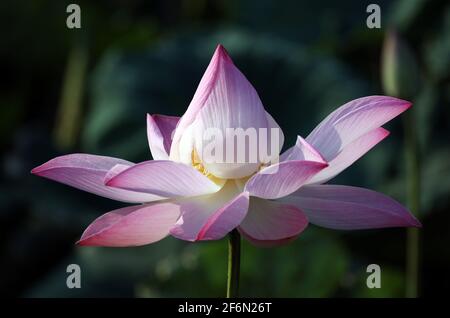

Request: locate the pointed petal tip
(31, 161), (49, 175)
(76, 229), (97, 246)
(103, 165), (127, 187)
(75, 237), (90, 246)
(410, 216), (422, 228)
(213, 44), (232, 63)
(295, 135), (327, 163)
(75, 237), (104, 247)
(378, 127), (390, 137)
(104, 177), (115, 187)
(400, 100), (413, 110)
(316, 161), (329, 169)
(30, 166), (41, 175)
(74, 239), (83, 246)
(146, 113), (157, 126)
(367, 95), (412, 111)
(386, 96), (413, 110)
(215, 43), (227, 53)
(373, 127), (391, 142)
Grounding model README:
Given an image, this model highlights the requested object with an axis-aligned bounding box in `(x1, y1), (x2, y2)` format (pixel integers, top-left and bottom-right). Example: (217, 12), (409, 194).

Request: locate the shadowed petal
(170, 182), (249, 241)
(147, 114), (180, 160)
(306, 96), (411, 161)
(307, 128), (390, 184)
(285, 129), (390, 185)
(284, 135), (326, 162)
(239, 197), (309, 241)
(31, 154), (164, 203)
(77, 202), (180, 247)
(239, 229), (299, 248)
(284, 185), (421, 230)
(244, 160), (328, 199)
(104, 164), (131, 184)
(263, 111), (285, 164)
(279, 147), (294, 162)
(196, 192), (249, 241)
(106, 160), (224, 198)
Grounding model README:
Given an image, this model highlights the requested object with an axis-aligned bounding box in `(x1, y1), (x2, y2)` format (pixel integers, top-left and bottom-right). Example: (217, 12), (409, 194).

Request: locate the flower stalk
(227, 229), (241, 298)
(381, 30), (421, 298)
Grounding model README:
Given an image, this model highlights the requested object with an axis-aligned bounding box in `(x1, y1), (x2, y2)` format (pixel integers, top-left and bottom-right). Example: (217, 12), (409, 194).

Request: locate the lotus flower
(31, 45), (420, 248)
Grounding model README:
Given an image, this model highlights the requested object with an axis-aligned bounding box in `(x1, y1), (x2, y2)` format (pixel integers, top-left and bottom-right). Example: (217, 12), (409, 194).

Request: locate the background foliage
(0, 0), (449, 297)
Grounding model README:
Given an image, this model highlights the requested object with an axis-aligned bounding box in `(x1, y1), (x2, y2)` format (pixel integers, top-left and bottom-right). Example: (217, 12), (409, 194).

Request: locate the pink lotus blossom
(31, 45), (420, 247)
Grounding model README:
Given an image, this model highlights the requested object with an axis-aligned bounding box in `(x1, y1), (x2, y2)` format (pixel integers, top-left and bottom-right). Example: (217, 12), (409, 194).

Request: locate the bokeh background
(0, 0), (449, 297)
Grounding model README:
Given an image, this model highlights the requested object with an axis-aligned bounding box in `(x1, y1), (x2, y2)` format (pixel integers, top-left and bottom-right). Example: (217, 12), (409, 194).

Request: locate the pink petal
(147, 114), (180, 160)
(170, 45), (278, 179)
(239, 229), (299, 248)
(196, 192), (249, 241)
(31, 154), (164, 203)
(244, 160), (328, 199)
(263, 111), (285, 164)
(307, 128), (390, 184)
(239, 197), (309, 240)
(284, 185), (421, 230)
(171, 45), (233, 150)
(106, 160), (223, 198)
(284, 135), (326, 162)
(306, 96), (411, 161)
(279, 146), (294, 162)
(172, 45), (267, 157)
(77, 202), (180, 247)
(170, 182), (249, 241)
(104, 164), (131, 184)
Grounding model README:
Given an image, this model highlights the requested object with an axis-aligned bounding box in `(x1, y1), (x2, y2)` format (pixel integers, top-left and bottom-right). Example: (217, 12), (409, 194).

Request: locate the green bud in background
(381, 30), (421, 99)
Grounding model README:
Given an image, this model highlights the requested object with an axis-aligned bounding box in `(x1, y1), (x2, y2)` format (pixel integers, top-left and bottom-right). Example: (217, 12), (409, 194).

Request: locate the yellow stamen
(191, 149), (225, 185)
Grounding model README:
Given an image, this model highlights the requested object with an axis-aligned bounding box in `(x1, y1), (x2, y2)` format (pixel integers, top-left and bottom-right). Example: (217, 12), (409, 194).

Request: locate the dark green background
(0, 0), (449, 297)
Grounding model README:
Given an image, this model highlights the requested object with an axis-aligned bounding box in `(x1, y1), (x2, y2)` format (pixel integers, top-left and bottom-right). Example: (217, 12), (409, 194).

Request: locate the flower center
(191, 149), (225, 185)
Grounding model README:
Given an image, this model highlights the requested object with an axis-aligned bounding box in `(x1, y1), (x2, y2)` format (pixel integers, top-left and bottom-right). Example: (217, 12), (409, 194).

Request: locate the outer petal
(284, 185), (421, 230)
(171, 45), (268, 158)
(171, 44), (233, 152)
(279, 146), (294, 162)
(147, 114), (180, 160)
(306, 96), (411, 161)
(106, 160), (224, 198)
(77, 202), (180, 247)
(284, 129), (390, 185)
(169, 182), (249, 241)
(263, 111), (285, 164)
(31, 154), (163, 203)
(104, 164), (131, 184)
(171, 45), (277, 179)
(244, 160), (328, 199)
(239, 197), (309, 241)
(307, 128), (390, 184)
(239, 229), (299, 248)
(284, 135), (326, 162)
(196, 192), (249, 241)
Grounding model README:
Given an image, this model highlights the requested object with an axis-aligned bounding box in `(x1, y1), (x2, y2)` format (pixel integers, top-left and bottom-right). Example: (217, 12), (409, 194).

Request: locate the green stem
(54, 42), (88, 150)
(404, 111), (420, 298)
(227, 229), (241, 298)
